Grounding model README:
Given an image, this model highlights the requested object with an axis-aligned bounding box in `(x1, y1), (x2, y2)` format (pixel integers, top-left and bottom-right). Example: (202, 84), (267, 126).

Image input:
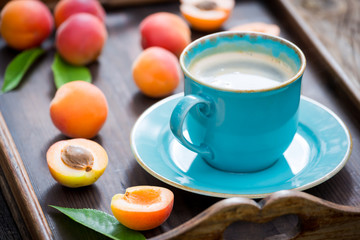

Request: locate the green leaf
(50, 205), (145, 240)
(1, 48), (45, 93)
(52, 53), (92, 89)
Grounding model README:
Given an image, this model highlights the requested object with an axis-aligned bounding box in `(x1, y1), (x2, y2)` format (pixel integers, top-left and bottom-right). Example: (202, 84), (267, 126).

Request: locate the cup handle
(170, 94), (213, 160)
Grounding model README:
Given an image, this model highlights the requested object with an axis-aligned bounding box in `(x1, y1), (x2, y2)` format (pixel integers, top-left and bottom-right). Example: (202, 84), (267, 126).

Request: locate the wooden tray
(1, 1), (360, 239)
(279, 0), (360, 110)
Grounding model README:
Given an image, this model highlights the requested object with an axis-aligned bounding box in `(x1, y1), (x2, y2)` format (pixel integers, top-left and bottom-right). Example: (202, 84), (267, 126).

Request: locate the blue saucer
(130, 93), (352, 198)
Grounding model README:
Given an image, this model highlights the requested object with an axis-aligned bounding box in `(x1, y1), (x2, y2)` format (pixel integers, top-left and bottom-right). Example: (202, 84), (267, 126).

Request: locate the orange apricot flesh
(180, 0), (234, 31)
(50, 81), (108, 139)
(230, 22), (281, 36)
(111, 186), (174, 230)
(47, 138), (108, 188)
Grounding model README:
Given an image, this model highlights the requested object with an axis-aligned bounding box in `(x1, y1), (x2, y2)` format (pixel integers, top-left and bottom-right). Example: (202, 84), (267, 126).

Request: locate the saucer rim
(130, 93), (352, 198)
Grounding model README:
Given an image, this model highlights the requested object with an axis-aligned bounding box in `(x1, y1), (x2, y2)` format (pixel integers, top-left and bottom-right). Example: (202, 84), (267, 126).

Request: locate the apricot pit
(61, 145), (94, 171)
(47, 138), (108, 188)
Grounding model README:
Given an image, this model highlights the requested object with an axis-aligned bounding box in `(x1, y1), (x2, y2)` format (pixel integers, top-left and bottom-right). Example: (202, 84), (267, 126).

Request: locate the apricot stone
(54, 0), (106, 28)
(132, 47), (182, 98)
(47, 138), (108, 188)
(50, 81), (108, 139)
(0, 0), (54, 50)
(56, 13), (107, 66)
(111, 186), (174, 230)
(140, 12), (191, 57)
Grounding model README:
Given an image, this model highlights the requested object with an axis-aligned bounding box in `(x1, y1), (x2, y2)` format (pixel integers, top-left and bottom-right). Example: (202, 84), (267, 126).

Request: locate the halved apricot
(47, 138), (108, 188)
(180, 0), (235, 31)
(230, 22), (281, 36)
(111, 186), (174, 230)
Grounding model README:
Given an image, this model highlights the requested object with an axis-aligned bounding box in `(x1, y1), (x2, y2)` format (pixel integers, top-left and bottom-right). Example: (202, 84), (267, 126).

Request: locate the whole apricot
(140, 12), (191, 57)
(0, 0), (54, 50)
(180, 0), (234, 31)
(132, 47), (182, 98)
(54, 0), (106, 28)
(230, 22), (281, 36)
(50, 81), (108, 139)
(111, 186), (174, 231)
(56, 13), (107, 66)
(47, 138), (108, 188)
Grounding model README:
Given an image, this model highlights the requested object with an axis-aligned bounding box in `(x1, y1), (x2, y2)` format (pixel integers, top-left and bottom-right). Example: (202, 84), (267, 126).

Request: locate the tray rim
(278, 0), (360, 109)
(0, 112), (52, 240)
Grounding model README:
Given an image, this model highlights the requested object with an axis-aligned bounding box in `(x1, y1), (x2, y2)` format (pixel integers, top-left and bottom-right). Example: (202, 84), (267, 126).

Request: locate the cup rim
(180, 31), (307, 93)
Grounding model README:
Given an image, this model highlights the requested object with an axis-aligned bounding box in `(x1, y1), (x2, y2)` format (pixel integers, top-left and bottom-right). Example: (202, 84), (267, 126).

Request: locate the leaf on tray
(50, 205), (145, 240)
(1, 48), (45, 93)
(51, 53), (92, 89)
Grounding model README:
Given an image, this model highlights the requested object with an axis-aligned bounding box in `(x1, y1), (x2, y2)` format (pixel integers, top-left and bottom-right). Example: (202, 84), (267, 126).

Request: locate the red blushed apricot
(180, 0), (234, 31)
(111, 186), (174, 231)
(56, 13), (107, 66)
(47, 138), (108, 188)
(140, 12), (191, 57)
(50, 81), (108, 139)
(54, 0), (106, 28)
(132, 47), (182, 98)
(0, 0), (54, 50)
(230, 22), (281, 36)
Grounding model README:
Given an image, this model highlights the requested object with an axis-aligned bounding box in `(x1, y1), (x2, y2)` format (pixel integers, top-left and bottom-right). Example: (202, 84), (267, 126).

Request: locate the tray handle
(150, 190), (360, 240)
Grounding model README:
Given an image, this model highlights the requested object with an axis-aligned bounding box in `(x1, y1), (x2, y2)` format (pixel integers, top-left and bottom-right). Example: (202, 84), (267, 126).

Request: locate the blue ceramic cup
(170, 31), (306, 172)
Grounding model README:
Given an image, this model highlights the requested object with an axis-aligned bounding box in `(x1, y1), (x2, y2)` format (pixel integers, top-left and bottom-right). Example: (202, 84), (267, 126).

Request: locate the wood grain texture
(0, 1), (360, 239)
(0, 172), (22, 240)
(0, 165), (28, 240)
(150, 190), (360, 240)
(0, 113), (52, 240)
(279, 0), (360, 109)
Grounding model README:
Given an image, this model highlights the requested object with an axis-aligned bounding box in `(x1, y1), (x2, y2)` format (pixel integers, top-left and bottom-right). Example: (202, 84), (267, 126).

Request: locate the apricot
(0, 0), (54, 50)
(50, 81), (108, 139)
(111, 186), (174, 231)
(180, 0), (234, 31)
(140, 12), (191, 57)
(54, 0), (106, 28)
(47, 138), (108, 188)
(56, 13), (107, 66)
(132, 47), (182, 98)
(230, 22), (281, 36)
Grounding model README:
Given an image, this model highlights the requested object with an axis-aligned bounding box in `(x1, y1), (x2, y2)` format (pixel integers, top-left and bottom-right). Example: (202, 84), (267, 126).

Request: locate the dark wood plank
(0, 171), (23, 240)
(0, 113), (52, 240)
(279, 0), (360, 109)
(1, 0), (360, 239)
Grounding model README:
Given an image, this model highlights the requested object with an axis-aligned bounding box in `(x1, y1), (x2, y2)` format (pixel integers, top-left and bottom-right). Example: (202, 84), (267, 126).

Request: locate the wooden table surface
(1, 0), (360, 239)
